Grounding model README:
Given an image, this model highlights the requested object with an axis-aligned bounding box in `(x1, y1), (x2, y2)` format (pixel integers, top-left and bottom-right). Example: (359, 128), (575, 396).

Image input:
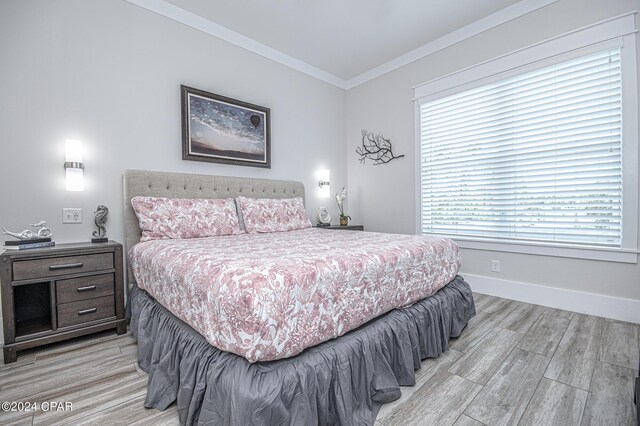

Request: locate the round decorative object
(317, 207), (331, 225)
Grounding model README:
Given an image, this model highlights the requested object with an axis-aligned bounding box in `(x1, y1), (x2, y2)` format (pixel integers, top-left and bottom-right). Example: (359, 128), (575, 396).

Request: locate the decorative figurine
(31, 221), (52, 237)
(316, 207), (331, 226)
(2, 221), (52, 240)
(92, 205), (109, 243)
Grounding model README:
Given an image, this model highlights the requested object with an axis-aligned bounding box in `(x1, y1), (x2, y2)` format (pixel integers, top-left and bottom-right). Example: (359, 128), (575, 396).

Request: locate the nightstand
(319, 225), (364, 231)
(1, 241), (125, 363)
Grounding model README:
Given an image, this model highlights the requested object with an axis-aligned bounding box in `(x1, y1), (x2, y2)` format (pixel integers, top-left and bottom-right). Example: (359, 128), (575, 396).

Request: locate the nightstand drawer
(13, 253), (113, 281)
(57, 295), (115, 328)
(56, 274), (114, 304)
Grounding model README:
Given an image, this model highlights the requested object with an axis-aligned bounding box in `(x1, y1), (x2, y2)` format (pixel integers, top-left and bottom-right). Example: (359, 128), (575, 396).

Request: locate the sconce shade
(66, 167), (83, 191)
(65, 139), (84, 191)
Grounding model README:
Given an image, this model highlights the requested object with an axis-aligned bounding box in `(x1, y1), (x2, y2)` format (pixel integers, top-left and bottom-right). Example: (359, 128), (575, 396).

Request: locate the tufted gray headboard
(123, 169), (305, 284)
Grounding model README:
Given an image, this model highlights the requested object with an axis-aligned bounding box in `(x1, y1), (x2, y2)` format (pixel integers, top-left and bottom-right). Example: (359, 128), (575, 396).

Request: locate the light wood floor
(1, 293), (638, 425)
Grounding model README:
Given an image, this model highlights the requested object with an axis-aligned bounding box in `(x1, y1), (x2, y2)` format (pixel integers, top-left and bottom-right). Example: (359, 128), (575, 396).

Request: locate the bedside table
(319, 225), (364, 231)
(1, 241), (125, 363)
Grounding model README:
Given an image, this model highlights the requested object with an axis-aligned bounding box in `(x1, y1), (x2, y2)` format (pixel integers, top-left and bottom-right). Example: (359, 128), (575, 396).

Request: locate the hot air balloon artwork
(181, 85), (271, 168)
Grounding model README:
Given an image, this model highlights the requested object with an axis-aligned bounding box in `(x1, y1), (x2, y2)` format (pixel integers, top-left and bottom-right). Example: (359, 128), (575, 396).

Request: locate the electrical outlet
(491, 260), (501, 273)
(62, 208), (82, 224)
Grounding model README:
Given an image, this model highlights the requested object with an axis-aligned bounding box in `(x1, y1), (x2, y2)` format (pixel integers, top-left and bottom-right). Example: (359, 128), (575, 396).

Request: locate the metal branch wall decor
(356, 130), (405, 165)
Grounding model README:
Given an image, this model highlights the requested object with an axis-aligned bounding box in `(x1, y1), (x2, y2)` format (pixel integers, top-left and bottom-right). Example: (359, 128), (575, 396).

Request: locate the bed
(124, 169), (476, 425)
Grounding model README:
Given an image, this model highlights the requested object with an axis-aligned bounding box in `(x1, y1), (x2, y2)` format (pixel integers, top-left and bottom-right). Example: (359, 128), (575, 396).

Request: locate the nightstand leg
(116, 321), (126, 335)
(3, 345), (17, 364)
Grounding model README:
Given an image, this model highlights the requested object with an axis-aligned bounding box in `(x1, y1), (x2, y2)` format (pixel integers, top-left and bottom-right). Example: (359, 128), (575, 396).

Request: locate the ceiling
(130, 0), (554, 88)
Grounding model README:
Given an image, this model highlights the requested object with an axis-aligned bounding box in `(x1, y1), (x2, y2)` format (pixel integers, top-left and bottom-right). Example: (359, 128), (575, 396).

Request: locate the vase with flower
(335, 187), (351, 226)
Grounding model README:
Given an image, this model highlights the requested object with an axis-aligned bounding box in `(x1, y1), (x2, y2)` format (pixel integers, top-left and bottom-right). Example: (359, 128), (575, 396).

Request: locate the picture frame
(181, 85), (271, 168)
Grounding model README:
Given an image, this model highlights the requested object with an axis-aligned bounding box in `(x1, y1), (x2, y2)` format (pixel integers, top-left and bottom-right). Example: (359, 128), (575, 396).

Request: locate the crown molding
(124, 0), (558, 91)
(344, 0), (558, 89)
(124, 0), (349, 89)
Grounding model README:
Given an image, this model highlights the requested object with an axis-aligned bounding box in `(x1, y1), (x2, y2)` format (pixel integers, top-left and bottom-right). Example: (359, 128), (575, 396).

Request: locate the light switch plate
(62, 208), (82, 224)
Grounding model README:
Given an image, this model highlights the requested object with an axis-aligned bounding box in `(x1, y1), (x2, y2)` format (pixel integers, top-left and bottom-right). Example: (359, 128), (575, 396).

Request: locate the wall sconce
(64, 139), (84, 191)
(318, 169), (330, 198)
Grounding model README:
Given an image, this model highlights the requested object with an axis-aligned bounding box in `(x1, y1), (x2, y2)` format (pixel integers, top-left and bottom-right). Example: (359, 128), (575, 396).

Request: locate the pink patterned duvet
(129, 228), (460, 362)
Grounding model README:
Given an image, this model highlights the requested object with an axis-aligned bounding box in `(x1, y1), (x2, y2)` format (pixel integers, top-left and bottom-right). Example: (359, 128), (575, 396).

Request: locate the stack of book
(3, 238), (55, 250)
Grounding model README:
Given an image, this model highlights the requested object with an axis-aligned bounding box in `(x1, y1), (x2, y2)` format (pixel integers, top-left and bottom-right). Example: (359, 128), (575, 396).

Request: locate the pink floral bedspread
(129, 228), (460, 362)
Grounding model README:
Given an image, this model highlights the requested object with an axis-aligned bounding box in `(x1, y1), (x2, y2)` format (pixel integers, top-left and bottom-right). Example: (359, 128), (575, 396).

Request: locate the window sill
(423, 234), (638, 264)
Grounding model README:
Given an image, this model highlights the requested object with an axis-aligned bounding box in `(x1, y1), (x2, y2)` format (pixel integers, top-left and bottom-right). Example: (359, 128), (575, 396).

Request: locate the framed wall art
(181, 85), (271, 168)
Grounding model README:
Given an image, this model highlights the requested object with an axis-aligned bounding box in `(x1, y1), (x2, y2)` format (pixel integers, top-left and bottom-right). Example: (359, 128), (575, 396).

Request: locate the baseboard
(461, 273), (640, 324)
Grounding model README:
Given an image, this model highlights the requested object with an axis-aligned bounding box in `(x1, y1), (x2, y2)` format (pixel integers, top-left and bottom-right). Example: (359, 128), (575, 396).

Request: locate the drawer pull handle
(77, 285), (97, 292)
(50, 262), (84, 271)
(78, 308), (97, 315)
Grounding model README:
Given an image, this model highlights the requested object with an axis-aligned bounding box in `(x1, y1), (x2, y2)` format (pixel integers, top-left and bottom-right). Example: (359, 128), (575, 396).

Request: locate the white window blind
(420, 48), (622, 247)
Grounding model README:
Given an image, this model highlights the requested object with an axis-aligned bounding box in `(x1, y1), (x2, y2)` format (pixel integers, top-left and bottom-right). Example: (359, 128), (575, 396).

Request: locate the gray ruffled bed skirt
(129, 276), (476, 425)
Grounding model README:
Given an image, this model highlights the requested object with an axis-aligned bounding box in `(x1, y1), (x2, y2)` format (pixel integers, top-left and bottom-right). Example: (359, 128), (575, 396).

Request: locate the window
(415, 14), (638, 262)
(421, 48), (621, 246)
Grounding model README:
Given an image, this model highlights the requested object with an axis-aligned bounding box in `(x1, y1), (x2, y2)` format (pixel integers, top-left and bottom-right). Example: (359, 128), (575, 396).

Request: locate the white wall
(0, 0), (346, 343)
(0, 0), (347, 242)
(346, 0), (640, 303)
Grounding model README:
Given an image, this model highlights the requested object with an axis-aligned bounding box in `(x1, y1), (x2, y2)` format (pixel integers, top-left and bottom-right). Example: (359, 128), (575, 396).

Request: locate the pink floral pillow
(236, 196), (312, 233)
(131, 196), (243, 242)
